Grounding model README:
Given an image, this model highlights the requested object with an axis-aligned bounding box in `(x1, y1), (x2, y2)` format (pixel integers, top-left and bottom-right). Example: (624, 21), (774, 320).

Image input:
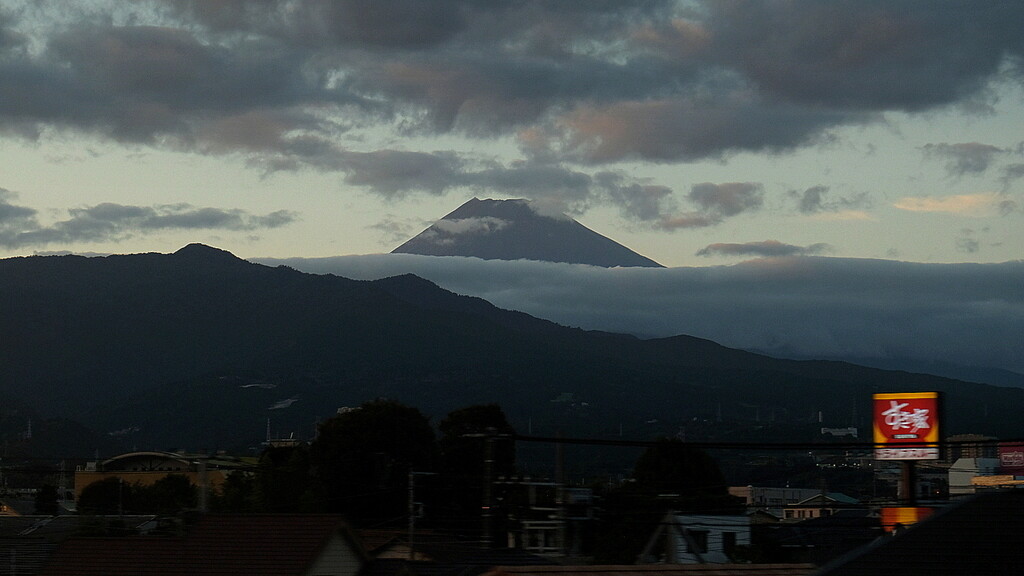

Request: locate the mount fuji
(392, 198), (663, 268)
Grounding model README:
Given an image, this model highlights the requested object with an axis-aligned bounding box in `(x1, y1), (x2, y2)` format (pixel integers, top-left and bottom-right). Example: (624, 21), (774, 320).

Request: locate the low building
(782, 493), (860, 521)
(639, 513), (751, 564)
(948, 457), (1000, 497)
(730, 486), (831, 518)
(73, 451), (255, 501)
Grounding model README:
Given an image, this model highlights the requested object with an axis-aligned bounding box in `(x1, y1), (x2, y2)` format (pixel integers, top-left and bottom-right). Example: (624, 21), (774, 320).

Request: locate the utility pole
(408, 471), (435, 561)
(482, 429), (496, 549)
(462, 427), (509, 550)
(555, 430), (566, 557)
(198, 459), (208, 513)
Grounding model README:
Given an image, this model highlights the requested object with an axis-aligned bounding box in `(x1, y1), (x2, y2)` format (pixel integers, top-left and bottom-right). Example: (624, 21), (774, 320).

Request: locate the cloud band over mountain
(256, 254), (1024, 376)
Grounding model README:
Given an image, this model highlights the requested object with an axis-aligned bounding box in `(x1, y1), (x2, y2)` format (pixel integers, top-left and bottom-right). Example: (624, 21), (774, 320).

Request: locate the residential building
(948, 457), (1001, 497)
(730, 486), (831, 518)
(782, 493), (860, 521)
(639, 513), (751, 564)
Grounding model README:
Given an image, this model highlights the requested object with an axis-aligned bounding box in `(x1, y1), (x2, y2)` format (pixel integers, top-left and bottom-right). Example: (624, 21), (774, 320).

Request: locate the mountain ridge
(2, 244), (1022, 454)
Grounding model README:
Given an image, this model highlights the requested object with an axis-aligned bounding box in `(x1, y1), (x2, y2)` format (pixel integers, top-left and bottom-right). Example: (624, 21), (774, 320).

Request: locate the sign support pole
(900, 461), (917, 506)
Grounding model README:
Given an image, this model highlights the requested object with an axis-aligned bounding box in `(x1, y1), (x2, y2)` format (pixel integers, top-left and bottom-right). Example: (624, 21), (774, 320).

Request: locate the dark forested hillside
(2, 244), (1021, 454)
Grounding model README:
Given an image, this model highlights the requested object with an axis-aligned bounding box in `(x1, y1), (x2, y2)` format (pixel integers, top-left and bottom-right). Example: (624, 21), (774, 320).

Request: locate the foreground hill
(392, 198), (663, 267)
(1, 244), (1021, 454)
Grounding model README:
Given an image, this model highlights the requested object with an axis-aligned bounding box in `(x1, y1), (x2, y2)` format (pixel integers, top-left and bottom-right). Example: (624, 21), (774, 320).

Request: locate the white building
(640, 513), (751, 564)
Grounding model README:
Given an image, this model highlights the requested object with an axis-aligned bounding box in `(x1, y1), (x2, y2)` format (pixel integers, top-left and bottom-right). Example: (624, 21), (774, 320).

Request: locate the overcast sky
(1, 1), (1022, 266)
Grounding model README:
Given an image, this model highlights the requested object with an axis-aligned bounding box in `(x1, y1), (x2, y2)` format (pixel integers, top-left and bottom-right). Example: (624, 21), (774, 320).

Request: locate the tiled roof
(481, 564), (817, 576)
(0, 537), (59, 576)
(358, 529), (557, 566)
(37, 514), (362, 576)
(0, 515), (157, 541)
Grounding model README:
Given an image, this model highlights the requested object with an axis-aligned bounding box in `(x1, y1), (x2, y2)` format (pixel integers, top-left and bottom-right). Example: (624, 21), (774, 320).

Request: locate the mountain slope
(1, 245), (1021, 453)
(392, 198), (663, 267)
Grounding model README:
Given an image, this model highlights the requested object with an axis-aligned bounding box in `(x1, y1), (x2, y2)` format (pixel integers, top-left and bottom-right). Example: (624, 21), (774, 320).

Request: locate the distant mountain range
(392, 198), (663, 267)
(2, 244), (1022, 456)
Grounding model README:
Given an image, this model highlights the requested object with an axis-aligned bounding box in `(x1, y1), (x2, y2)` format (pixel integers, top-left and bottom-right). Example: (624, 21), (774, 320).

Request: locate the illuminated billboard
(873, 392), (941, 460)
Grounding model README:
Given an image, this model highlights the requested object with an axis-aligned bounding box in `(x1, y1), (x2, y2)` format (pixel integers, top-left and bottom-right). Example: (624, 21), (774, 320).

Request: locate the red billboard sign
(873, 392), (941, 460)
(999, 443), (1024, 475)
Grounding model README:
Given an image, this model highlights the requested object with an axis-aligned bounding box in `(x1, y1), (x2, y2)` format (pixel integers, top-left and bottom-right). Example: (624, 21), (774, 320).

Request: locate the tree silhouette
(632, 438), (729, 502)
(139, 474), (197, 515)
(310, 399), (435, 522)
(78, 477), (133, 515)
(34, 484), (60, 515)
(211, 470), (256, 512)
(254, 445), (319, 512)
(591, 438), (736, 563)
(436, 404), (516, 531)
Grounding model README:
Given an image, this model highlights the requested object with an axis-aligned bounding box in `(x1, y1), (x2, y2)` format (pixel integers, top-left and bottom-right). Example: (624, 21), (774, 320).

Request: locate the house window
(722, 532), (737, 555)
(687, 530), (708, 554)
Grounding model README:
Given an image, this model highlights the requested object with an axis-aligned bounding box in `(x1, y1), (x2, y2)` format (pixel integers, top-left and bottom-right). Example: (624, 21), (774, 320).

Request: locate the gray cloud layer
(791, 185), (871, 214)
(922, 142), (1006, 176)
(255, 254), (1024, 375)
(3, 1), (1023, 219)
(696, 240), (830, 258)
(0, 191), (295, 248)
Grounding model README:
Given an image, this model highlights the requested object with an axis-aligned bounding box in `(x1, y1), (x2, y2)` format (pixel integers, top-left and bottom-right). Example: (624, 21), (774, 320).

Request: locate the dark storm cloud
(466, 163), (593, 200)
(255, 254), (1024, 375)
(956, 230), (981, 254)
(998, 199), (1019, 217)
(553, 98), (866, 164)
(167, 1), (681, 135)
(352, 50), (687, 135)
(330, 149), (670, 212)
(595, 172), (673, 221)
(689, 182), (763, 217)
(0, 201), (297, 248)
(795, 185), (830, 213)
(1000, 164), (1024, 189)
(3, 1), (1024, 208)
(169, 1), (668, 51)
(696, 240), (830, 258)
(705, 1), (1024, 111)
(0, 11), (25, 51)
(921, 142), (1005, 176)
(0, 189), (37, 225)
(339, 150), (464, 196)
(644, 182), (764, 231)
(0, 23), (355, 143)
(791, 185), (870, 214)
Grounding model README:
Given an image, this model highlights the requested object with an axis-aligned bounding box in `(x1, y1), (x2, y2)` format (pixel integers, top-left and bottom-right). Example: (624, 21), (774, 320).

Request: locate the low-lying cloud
(254, 253), (1024, 376)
